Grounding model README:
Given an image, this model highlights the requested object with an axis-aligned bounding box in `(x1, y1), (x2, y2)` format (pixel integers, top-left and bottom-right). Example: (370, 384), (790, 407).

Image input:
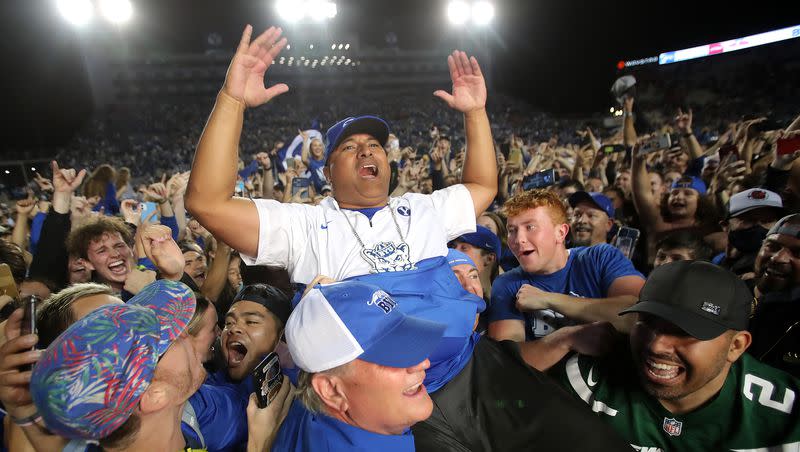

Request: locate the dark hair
(557, 179), (585, 192)
(603, 186), (625, 200)
(66, 216), (133, 259)
(659, 190), (716, 225)
(240, 264), (294, 300)
(655, 229), (713, 262)
(21, 276), (58, 294)
(0, 241), (26, 286)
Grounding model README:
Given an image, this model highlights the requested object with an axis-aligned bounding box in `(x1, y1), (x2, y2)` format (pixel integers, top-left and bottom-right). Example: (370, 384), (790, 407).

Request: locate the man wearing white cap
(273, 281), (446, 451)
(715, 187), (785, 276)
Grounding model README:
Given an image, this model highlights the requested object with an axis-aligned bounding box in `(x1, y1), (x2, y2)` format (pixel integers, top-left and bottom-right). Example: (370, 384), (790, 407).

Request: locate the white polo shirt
(242, 184), (476, 284)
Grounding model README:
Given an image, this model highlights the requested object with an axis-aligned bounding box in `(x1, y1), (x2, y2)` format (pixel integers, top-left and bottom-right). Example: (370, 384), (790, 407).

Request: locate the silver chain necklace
(339, 203), (412, 273)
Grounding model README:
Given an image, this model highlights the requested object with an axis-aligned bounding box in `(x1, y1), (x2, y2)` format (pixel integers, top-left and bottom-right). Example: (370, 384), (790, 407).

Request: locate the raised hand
(145, 182), (168, 203)
(223, 25), (289, 108)
(167, 171), (190, 200)
(33, 172), (53, 192)
(434, 50), (487, 113)
(675, 108), (693, 133)
(15, 195), (36, 219)
(138, 224), (184, 280)
(51, 160), (86, 193)
(120, 199), (142, 225)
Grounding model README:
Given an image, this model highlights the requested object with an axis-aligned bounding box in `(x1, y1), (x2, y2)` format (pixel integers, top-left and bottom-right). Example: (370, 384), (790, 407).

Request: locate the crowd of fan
(0, 24), (799, 452)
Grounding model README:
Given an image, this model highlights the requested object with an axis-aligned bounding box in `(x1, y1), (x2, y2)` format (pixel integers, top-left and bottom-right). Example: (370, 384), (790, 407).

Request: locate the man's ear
(483, 252), (496, 268)
(555, 223), (570, 244)
(139, 381), (170, 415)
(311, 373), (348, 414)
(727, 330), (752, 363)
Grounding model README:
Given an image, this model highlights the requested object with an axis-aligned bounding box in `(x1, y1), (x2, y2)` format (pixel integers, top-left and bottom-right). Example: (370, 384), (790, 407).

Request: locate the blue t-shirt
(273, 400), (416, 452)
(488, 244), (643, 341)
(187, 382), (249, 451)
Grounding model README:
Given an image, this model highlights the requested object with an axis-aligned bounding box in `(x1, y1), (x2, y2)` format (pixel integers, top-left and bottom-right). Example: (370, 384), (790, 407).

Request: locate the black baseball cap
(619, 261), (752, 340)
(232, 284), (293, 326)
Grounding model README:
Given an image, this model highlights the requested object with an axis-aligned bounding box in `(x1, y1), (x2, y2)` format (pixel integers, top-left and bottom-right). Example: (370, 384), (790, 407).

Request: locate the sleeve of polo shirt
(424, 184), (477, 240)
(592, 244), (645, 294)
(240, 199), (315, 269)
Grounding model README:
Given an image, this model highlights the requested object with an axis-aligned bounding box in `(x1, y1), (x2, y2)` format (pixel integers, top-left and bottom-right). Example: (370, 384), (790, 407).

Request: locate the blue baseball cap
(324, 116), (390, 162)
(671, 176), (707, 196)
(286, 281), (446, 373)
(453, 225), (501, 255)
(31, 280), (196, 440)
(447, 248), (477, 268)
(568, 191), (615, 219)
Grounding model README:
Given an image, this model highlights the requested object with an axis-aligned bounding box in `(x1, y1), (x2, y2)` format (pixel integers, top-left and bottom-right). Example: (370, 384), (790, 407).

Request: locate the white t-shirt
(242, 184), (476, 284)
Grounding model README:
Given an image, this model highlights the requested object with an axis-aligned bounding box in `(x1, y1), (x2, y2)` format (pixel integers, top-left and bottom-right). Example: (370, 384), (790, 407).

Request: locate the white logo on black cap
(701, 302), (721, 316)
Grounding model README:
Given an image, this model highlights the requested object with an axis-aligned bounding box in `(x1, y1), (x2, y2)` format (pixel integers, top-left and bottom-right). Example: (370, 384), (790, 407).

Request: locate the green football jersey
(550, 346), (800, 451)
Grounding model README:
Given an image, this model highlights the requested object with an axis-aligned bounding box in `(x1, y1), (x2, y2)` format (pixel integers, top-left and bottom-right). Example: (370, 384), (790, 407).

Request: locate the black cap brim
(619, 301), (728, 341)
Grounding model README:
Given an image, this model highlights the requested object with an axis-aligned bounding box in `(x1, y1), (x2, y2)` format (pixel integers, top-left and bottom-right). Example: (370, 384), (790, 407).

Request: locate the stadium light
(447, 1), (471, 25)
(98, 0), (133, 24)
(471, 1), (494, 26)
(275, 1), (336, 23)
(276, 0), (305, 22)
(56, 0), (94, 26)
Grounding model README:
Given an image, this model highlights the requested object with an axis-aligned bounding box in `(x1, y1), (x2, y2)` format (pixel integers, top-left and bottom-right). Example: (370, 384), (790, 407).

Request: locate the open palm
(223, 25), (289, 108)
(434, 51), (487, 113)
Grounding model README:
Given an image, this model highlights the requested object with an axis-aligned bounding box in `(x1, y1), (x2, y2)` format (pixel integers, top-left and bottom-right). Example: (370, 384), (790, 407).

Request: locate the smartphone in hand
(522, 169), (558, 191)
(252, 352), (283, 408)
(19, 295), (40, 371)
(612, 227), (640, 261)
(140, 201), (160, 223)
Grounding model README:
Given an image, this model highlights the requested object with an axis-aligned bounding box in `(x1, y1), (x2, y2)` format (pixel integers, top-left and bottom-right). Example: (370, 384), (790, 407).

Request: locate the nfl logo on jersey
(662, 418), (683, 436)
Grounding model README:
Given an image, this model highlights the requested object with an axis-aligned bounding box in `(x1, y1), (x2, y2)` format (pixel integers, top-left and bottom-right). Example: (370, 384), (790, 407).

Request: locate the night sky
(0, 0), (796, 150)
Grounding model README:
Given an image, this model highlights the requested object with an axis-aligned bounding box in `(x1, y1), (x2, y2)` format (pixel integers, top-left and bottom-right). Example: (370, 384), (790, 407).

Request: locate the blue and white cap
(324, 116), (390, 161)
(286, 281), (446, 373)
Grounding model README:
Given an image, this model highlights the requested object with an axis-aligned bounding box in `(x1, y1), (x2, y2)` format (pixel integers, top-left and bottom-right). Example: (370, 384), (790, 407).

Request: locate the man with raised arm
(187, 25), (628, 451)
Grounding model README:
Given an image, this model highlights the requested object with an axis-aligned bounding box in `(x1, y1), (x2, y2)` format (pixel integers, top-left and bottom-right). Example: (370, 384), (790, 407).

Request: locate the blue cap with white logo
(286, 281), (446, 373)
(568, 191), (615, 219)
(447, 249), (477, 269)
(325, 116), (391, 162)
